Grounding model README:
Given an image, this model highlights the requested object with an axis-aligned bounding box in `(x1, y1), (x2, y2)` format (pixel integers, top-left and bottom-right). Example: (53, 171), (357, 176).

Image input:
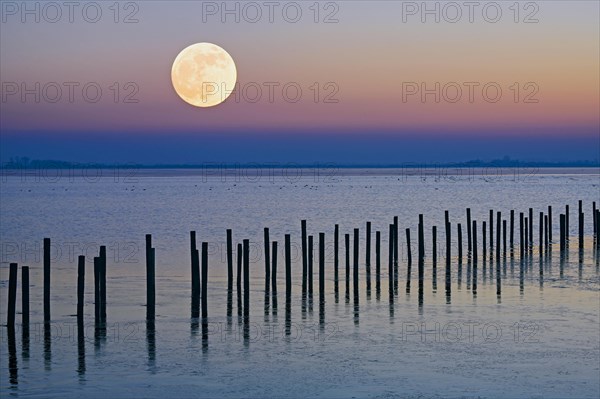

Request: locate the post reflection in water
(77, 318), (86, 380)
(44, 322), (52, 371)
(8, 326), (18, 387)
(146, 320), (156, 372)
(22, 323), (30, 362)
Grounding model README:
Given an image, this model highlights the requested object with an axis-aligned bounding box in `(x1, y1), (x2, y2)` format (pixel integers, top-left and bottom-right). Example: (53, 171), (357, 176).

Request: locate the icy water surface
(0, 168), (599, 398)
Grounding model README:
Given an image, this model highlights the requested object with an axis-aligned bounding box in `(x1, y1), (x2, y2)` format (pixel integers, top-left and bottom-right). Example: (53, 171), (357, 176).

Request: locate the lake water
(0, 168), (599, 398)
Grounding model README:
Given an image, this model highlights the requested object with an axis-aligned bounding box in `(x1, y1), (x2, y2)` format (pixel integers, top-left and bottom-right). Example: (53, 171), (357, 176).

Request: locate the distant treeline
(1, 156), (599, 169)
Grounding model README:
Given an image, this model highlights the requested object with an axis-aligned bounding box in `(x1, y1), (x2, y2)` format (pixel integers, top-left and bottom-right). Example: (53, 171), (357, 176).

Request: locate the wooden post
(482, 221), (486, 257)
(345, 233), (350, 299)
(446, 218), (451, 295)
(243, 239), (250, 319)
(94, 256), (100, 322)
(237, 243), (242, 316)
(578, 200), (584, 249)
(376, 231), (381, 293)
(353, 228), (359, 301)
(467, 208), (472, 251)
(472, 221), (478, 292)
(226, 229), (233, 290)
(393, 216), (399, 270)
(503, 220), (507, 256)
(271, 241), (278, 294)
(548, 206), (553, 243)
(489, 209), (494, 250)
(529, 208), (533, 246)
(77, 256), (84, 319)
(524, 218), (528, 250)
(559, 214), (565, 253)
(319, 232), (325, 303)
(334, 224), (339, 293)
(596, 209), (600, 249)
(519, 213), (524, 258)
(22, 266), (29, 326)
(145, 236), (154, 321)
(100, 246), (107, 321)
(539, 212), (544, 254)
(43, 237), (50, 323)
(496, 212), (501, 261)
(418, 214), (424, 261)
(301, 220), (307, 294)
(433, 226), (438, 263)
(366, 221), (372, 277)
(388, 224), (394, 297)
(593, 202), (597, 237)
(565, 205), (569, 242)
(308, 235), (314, 295)
(544, 215), (549, 248)
(406, 228), (412, 265)
(445, 211), (452, 264)
(285, 234), (291, 299)
(7, 263), (17, 329)
(192, 248), (200, 318)
(510, 210), (514, 249)
(201, 242), (208, 320)
(191, 231), (198, 297)
(264, 227), (270, 290)
(457, 223), (462, 261)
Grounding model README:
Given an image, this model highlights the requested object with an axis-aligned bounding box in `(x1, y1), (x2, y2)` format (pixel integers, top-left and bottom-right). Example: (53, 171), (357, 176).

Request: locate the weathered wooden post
(243, 239), (250, 319)
(43, 237), (51, 323)
(285, 234), (291, 299)
(559, 214), (565, 253)
(578, 200), (584, 249)
(22, 266), (29, 327)
(548, 206), (553, 243)
(376, 231), (381, 294)
(201, 242), (208, 320)
(433, 226), (438, 263)
(271, 241), (278, 294)
(301, 220), (308, 295)
(472, 221), (478, 293)
(7, 263), (17, 329)
(353, 228), (359, 302)
(565, 205), (569, 243)
(519, 213), (524, 258)
(264, 228), (270, 293)
(226, 230), (233, 290)
(529, 208), (533, 246)
(100, 246), (107, 321)
(308, 235), (314, 295)
(237, 243), (242, 317)
(489, 209), (494, 250)
(457, 224), (462, 261)
(77, 256), (84, 319)
(366, 222), (371, 292)
(345, 233), (350, 299)
(388, 224), (394, 299)
(94, 256), (100, 322)
(191, 231), (199, 298)
(393, 216), (399, 269)
(145, 237), (154, 321)
(406, 228), (412, 265)
(319, 232), (325, 303)
(482, 221), (487, 258)
(503, 220), (507, 256)
(510, 210), (514, 249)
(334, 224), (339, 296)
(496, 211), (501, 261)
(467, 208), (472, 251)
(539, 212), (544, 255)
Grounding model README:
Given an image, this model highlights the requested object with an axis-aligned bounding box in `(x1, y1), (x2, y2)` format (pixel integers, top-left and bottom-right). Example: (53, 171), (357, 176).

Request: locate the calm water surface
(0, 169), (599, 398)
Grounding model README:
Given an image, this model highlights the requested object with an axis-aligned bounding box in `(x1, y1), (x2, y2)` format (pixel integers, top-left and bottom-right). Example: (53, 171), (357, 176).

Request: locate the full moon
(171, 43), (237, 108)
